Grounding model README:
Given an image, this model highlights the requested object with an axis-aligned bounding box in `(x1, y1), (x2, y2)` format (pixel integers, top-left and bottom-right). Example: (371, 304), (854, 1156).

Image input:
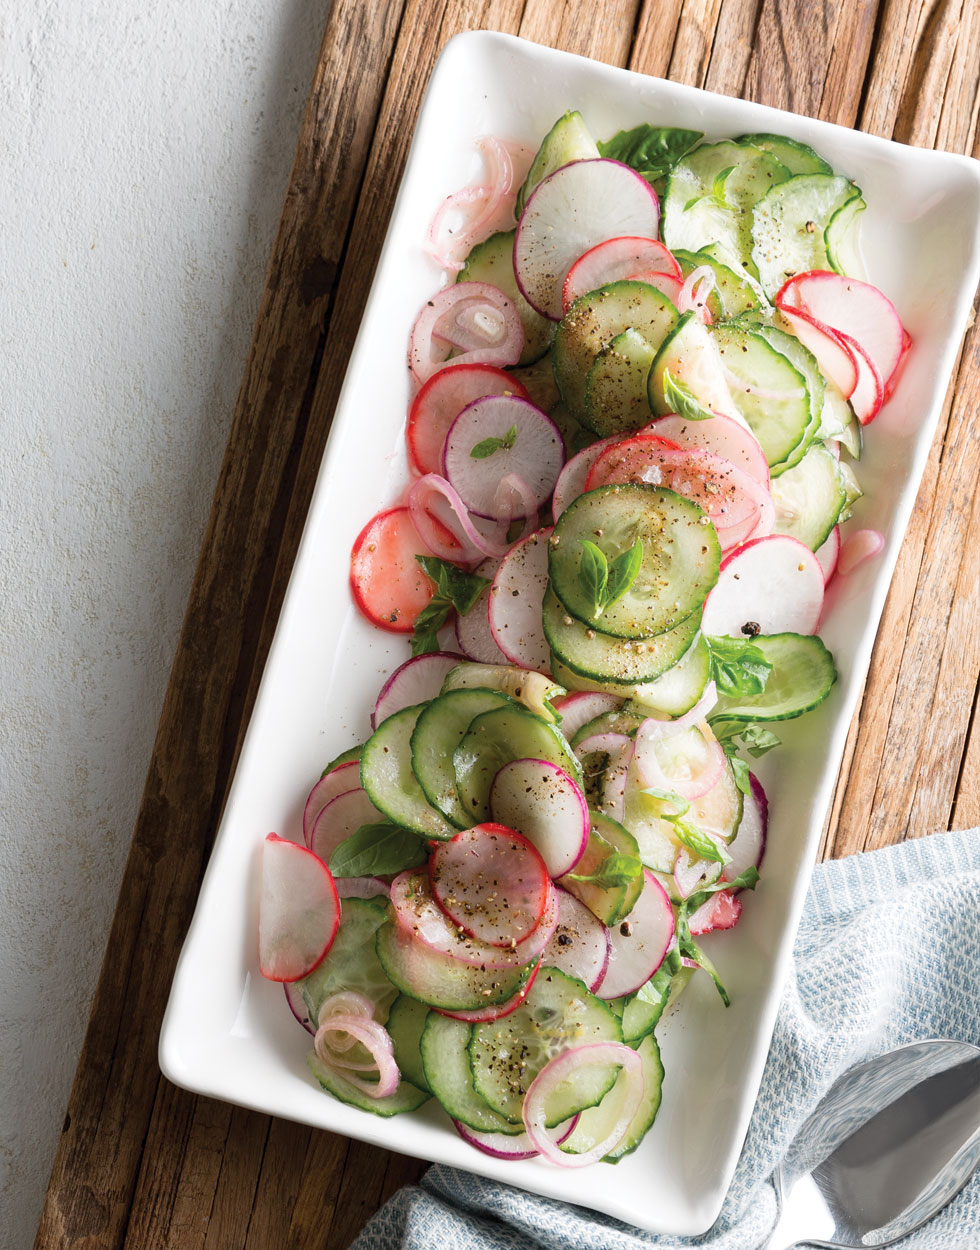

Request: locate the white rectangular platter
(160, 30), (980, 1236)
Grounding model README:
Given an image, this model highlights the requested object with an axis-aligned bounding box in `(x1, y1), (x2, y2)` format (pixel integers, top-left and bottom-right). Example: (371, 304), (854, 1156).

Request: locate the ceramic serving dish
(160, 30), (980, 1235)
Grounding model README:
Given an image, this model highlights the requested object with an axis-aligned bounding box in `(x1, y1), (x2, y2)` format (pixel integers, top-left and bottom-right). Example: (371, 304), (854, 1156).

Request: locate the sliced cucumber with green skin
(458, 230), (555, 366)
(553, 281), (679, 427)
(549, 483), (720, 640)
(604, 1033), (664, 1161)
(516, 110), (599, 218)
(440, 662), (564, 723)
(712, 323), (811, 472)
(753, 321), (823, 470)
(453, 702), (582, 823)
(619, 979), (671, 1042)
(701, 242), (773, 313)
(673, 248), (767, 320)
(420, 1013), (525, 1135)
(550, 653), (699, 708)
(307, 1052), (430, 1117)
(410, 688), (513, 826)
(571, 708), (645, 747)
(375, 917), (537, 1010)
(543, 585), (702, 684)
(385, 994), (432, 1093)
(584, 328), (656, 436)
(751, 173), (861, 296)
(468, 967), (623, 1125)
(825, 193), (867, 280)
(737, 133), (832, 176)
(712, 633), (837, 721)
(508, 354), (561, 413)
(648, 311), (738, 418)
(772, 442), (847, 550)
(662, 141), (790, 269)
(559, 812), (643, 926)
(299, 898), (395, 1026)
(816, 378), (858, 445)
(322, 743), (363, 777)
(628, 632), (710, 717)
(361, 705), (456, 840)
(837, 414), (863, 460)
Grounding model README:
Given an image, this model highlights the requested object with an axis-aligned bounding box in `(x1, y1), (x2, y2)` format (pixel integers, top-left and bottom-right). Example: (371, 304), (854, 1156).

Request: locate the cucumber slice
(673, 248), (768, 320)
(751, 173), (861, 296)
(420, 1013), (525, 1134)
(298, 898), (395, 1026)
(771, 443), (847, 550)
(662, 141), (790, 269)
(468, 967), (623, 1125)
(570, 708), (645, 747)
(440, 662), (564, 723)
(825, 194), (867, 281)
(584, 328), (656, 436)
(549, 483), (720, 639)
(307, 1052), (429, 1117)
(543, 585), (701, 684)
(815, 378), (857, 444)
(701, 242), (773, 313)
(553, 281), (679, 427)
(753, 321), (822, 471)
(712, 633), (837, 721)
(559, 1031), (663, 1160)
(375, 917), (536, 1010)
(517, 110), (600, 218)
(410, 688), (513, 826)
(628, 633), (710, 717)
(385, 994), (431, 1093)
(648, 311), (737, 418)
(322, 743), (364, 776)
(361, 706), (456, 840)
(737, 133), (832, 176)
(508, 354), (561, 413)
(711, 323), (811, 471)
(560, 814), (643, 925)
(458, 230), (555, 366)
(550, 398), (597, 458)
(624, 756), (743, 871)
(453, 702), (582, 823)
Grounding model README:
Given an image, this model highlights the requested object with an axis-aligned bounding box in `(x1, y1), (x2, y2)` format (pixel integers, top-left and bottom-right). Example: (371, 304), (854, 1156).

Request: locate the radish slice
(515, 160), (661, 319)
(429, 824), (552, 947)
(314, 1014), (399, 1098)
(837, 330), (883, 424)
(350, 507), (455, 632)
(838, 527), (885, 575)
(815, 525), (841, 585)
(334, 876), (390, 900)
(489, 758), (590, 877)
(777, 304), (858, 398)
(454, 1112), (579, 1160)
(595, 869), (674, 999)
(522, 1042), (643, 1165)
(700, 534), (824, 636)
(542, 888), (610, 991)
(643, 413), (769, 489)
(574, 731), (634, 823)
(552, 438), (617, 519)
(443, 396), (565, 519)
(310, 789), (386, 866)
(561, 235), (680, 312)
(303, 761), (361, 847)
(406, 363), (530, 477)
(454, 557), (509, 663)
(258, 834), (340, 982)
(488, 527), (552, 671)
(632, 718), (724, 802)
(391, 870), (558, 969)
(688, 890), (742, 935)
(550, 691), (624, 740)
(284, 982), (314, 1034)
(409, 283), (524, 384)
(436, 959), (541, 1022)
(723, 772), (768, 885)
(408, 473), (513, 563)
(373, 652), (466, 730)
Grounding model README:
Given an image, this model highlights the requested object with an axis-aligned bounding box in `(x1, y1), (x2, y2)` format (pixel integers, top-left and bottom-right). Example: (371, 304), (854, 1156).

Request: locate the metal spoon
(767, 1039), (980, 1249)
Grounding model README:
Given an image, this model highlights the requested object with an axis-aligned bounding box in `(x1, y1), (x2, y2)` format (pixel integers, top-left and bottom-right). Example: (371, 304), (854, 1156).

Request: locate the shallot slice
(408, 473), (512, 562)
(314, 1015), (400, 1098)
(409, 283), (523, 384)
(838, 527), (884, 575)
(633, 718), (725, 802)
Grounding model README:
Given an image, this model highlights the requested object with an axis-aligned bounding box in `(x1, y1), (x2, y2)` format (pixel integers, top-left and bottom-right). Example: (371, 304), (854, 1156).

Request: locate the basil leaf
(416, 555), (490, 615)
(738, 723), (782, 757)
(705, 635), (773, 696)
(642, 786), (691, 816)
(684, 866), (759, 916)
(728, 752), (752, 795)
(597, 125), (703, 183)
(578, 540), (609, 617)
(410, 599), (452, 656)
(329, 822), (427, 878)
(470, 424), (518, 460)
(671, 816), (731, 865)
(566, 851), (643, 891)
(678, 934), (731, 1006)
(662, 368), (714, 421)
(711, 165), (736, 205)
(604, 539), (643, 608)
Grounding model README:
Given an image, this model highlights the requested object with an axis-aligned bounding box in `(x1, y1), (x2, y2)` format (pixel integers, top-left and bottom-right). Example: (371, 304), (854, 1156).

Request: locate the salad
(256, 110), (909, 1167)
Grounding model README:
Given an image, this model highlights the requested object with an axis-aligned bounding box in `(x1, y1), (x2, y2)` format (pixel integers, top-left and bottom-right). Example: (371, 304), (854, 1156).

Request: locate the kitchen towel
(351, 826), (980, 1249)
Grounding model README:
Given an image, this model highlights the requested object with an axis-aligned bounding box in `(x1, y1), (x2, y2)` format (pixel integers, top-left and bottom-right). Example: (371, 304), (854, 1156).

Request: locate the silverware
(766, 1038), (980, 1249)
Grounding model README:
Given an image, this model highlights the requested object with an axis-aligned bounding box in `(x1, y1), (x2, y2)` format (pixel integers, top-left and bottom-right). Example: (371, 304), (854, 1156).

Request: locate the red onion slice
(454, 1113), (579, 1161)
(408, 473), (512, 562)
(676, 264), (717, 322)
(633, 718), (725, 802)
(313, 1015), (400, 1098)
(409, 283), (523, 385)
(838, 527), (884, 575)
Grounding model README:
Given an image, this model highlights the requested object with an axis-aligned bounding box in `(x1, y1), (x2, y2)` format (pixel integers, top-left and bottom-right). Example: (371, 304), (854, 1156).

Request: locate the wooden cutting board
(33, 2), (980, 1247)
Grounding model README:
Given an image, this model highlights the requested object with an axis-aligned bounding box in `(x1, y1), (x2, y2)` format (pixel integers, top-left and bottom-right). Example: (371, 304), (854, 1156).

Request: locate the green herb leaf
(597, 125), (703, 184)
(711, 165), (736, 206)
(578, 540), (609, 617)
(670, 816), (732, 865)
(605, 539), (644, 606)
(728, 752), (752, 795)
(684, 866), (759, 917)
(704, 635), (773, 696)
(565, 851), (643, 891)
(470, 424), (518, 459)
(641, 787), (691, 816)
(662, 368), (715, 421)
(679, 935), (731, 1006)
(411, 557), (492, 655)
(329, 823), (427, 878)
(410, 599), (452, 656)
(737, 723), (782, 757)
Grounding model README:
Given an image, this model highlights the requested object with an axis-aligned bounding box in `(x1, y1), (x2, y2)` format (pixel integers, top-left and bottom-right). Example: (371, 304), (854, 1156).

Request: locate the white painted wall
(0, 3), (330, 1244)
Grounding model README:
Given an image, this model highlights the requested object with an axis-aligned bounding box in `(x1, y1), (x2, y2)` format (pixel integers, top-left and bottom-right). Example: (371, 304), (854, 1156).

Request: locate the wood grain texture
(33, 1), (980, 1248)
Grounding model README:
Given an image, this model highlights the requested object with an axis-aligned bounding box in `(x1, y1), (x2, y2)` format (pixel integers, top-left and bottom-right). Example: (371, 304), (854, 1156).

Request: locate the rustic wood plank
(668, 0), (725, 86)
(818, 0), (880, 127)
(520, 0), (642, 63)
(702, 0), (762, 96)
(742, 0), (837, 114)
(630, 0), (686, 77)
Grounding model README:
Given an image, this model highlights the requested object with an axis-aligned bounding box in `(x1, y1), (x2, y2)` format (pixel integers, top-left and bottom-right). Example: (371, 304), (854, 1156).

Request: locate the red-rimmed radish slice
(815, 525), (841, 585)
(437, 959), (541, 1023)
(310, 789), (386, 866)
(595, 869), (674, 999)
(777, 304), (858, 399)
(542, 888), (610, 991)
(350, 507), (453, 632)
(885, 327), (912, 401)
(258, 834), (340, 982)
(515, 161), (661, 319)
(303, 761), (361, 846)
(454, 1112), (579, 1160)
(488, 526), (552, 670)
(407, 363), (530, 477)
(408, 474), (515, 563)
(688, 889), (742, 935)
(701, 534), (824, 636)
(429, 823), (552, 947)
(409, 282), (524, 385)
(522, 1042), (644, 1166)
(335, 876), (390, 900)
(838, 527), (885, 575)
(372, 651), (466, 730)
(777, 271), (908, 398)
(574, 731), (634, 823)
(550, 690), (623, 741)
(313, 1013), (400, 1098)
(643, 413), (769, 489)
(837, 330), (883, 424)
(454, 558), (509, 663)
(443, 396), (565, 519)
(391, 871), (558, 969)
(723, 772), (768, 886)
(633, 718), (724, 802)
(552, 438), (617, 519)
(489, 758), (590, 878)
(561, 236), (680, 313)
(284, 982), (315, 1034)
